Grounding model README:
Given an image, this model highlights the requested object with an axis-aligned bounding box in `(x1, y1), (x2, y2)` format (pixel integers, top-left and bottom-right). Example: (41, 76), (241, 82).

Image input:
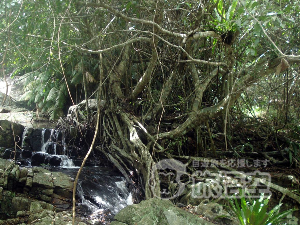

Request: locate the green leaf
(227, 0), (238, 20)
(46, 87), (58, 101)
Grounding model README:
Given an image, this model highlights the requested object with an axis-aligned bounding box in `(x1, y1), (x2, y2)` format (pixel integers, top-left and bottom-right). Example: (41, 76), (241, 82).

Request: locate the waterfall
(18, 126), (133, 224)
(21, 127), (29, 148)
(70, 167), (133, 224)
(25, 127), (75, 168)
(40, 128), (47, 152)
(60, 155), (75, 168)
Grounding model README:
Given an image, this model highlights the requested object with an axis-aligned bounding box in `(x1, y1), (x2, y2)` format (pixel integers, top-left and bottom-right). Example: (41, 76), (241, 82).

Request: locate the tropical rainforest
(1, 0), (300, 212)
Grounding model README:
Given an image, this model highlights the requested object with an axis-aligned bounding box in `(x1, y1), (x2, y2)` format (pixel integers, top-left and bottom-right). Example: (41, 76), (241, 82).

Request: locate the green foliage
(1, 0), (300, 135)
(212, 0), (239, 31)
(229, 190), (295, 225)
(285, 141), (300, 167)
(19, 68), (67, 119)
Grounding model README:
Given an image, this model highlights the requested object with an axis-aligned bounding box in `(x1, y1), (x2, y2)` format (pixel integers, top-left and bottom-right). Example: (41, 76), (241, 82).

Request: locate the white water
(60, 155), (76, 168)
(40, 128), (47, 152)
(21, 127), (29, 148)
(74, 169), (133, 224)
(37, 128), (75, 168)
(126, 193), (133, 205)
(20, 126), (133, 224)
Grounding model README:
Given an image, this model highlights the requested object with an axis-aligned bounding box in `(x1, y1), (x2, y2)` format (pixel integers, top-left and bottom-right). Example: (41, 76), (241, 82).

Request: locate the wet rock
(48, 155), (62, 166)
(21, 127), (33, 149)
(21, 149), (32, 158)
(0, 158), (84, 224)
(45, 142), (55, 154)
(0, 120), (24, 148)
(2, 148), (22, 159)
(31, 152), (47, 166)
(51, 193), (72, 211)
(111, 198), (215, 225)
(0, 158), (73, 205)
(28, 129), (43, 151)
(43, 129), (51, 143)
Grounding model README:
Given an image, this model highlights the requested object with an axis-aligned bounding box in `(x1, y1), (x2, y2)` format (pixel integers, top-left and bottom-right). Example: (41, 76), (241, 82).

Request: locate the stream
(21, 127), (133, 224)
(51, 166), (133, 224)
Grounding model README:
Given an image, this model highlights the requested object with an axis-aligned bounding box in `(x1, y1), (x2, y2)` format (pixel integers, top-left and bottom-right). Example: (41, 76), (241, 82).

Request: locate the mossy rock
(0, 120), (24, 148)
(112, 198), (215, 225)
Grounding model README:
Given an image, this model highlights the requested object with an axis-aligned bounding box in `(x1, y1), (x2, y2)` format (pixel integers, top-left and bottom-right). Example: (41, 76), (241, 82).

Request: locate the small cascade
(70, 167), (133, 224)
(23, 127), (76, 168)
(61, 130), (67, 154)
(40, 128), (46, 152)
(16, 126), (133, 224)
(21, 127), (29, 148)
(60, 155), (75, 168)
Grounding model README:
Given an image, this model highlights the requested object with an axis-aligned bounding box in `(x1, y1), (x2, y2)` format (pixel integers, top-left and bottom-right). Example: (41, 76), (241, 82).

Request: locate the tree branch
(130, 4), (163, 100)
(157, 57), (276, 140)
(77, 1), (219, 41)
(68, 37), (151, 54)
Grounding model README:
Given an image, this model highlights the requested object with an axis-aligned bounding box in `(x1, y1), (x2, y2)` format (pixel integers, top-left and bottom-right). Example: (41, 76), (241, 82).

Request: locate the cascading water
(21, 127), (76, 168)
(61, 167), (134, 224)
(19, 127), (133, 224)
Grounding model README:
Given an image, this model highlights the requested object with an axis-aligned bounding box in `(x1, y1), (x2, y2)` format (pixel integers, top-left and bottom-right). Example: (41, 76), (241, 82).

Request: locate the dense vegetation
(1, 0), (300, 205)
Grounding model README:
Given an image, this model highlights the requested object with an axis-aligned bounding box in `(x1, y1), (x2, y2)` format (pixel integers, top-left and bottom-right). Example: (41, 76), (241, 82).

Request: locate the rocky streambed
(0, 156), (237, 225)
(0, 158), (85, 225)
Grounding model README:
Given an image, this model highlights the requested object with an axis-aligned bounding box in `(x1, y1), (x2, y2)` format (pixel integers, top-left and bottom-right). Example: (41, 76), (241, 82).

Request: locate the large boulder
(0, 120), (24, 148)
(111, 198), (215, 225)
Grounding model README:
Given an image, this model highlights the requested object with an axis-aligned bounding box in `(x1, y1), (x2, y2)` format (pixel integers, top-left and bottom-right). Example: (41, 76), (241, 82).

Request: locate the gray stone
(16, 211), (30, 217)
(12, 196), (31, 212)
(32, 167), (54, 189)
(28, 210), (55, 224)
(0, 159), (84, 224)
(0, 120), (24, 148)
(52, 171), (73, 198)
(10, 164), (20, 181)
(0, 218), (20, 225)
(112, 198), (215, 225)
(67, 99), (105, 122)
(25, 177), (33, 189)
(19, 167), (28, 180)
(30, 201), (54, 212)
(193, 200), (239, 225)
(28, 211), (87, 225)
(0, 159), (16, 189)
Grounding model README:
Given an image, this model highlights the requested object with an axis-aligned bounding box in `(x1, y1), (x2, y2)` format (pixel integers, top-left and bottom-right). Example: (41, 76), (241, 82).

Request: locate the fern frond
(46, 87), (59, 101)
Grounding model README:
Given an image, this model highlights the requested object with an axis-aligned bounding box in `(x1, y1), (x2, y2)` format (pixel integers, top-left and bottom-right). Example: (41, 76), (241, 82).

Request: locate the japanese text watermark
(149, 158), (271, 200)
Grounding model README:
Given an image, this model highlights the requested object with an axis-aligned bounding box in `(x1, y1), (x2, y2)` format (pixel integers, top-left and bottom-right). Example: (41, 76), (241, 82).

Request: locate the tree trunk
(97, 108), (160, 199)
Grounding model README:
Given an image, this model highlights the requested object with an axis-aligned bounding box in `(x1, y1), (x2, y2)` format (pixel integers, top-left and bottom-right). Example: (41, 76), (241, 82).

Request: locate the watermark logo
(191, 170), (272, 199)
(149, 158), (273, 200)
(149, 158), (188, 200)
